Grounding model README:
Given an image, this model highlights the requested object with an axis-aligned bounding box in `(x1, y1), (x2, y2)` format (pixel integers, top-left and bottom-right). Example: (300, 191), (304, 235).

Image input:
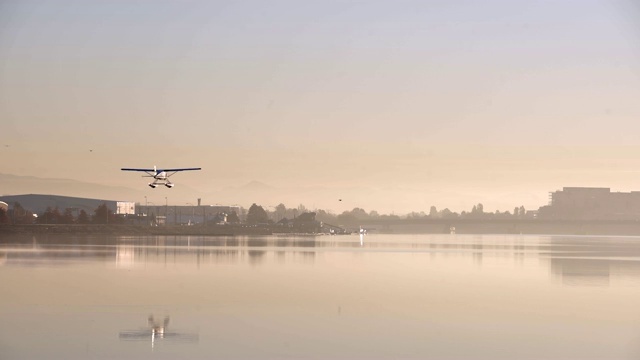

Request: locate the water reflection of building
(116, 245), (135, 268)
(0, 236), (319, 268)
(0, 241), (115, 266)
(550, 258), (611, 286)
(549, 257), (640, 286)
(0, 235), (308, 268)
(11, 235), (640, 287)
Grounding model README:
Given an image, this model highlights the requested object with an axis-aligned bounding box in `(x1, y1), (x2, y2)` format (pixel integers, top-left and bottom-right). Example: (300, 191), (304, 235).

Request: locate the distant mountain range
(0, 173), (541, 214)
(0, 173), (380, 212)
(0, 173), (330, 210)
(0, 173), (146, 201)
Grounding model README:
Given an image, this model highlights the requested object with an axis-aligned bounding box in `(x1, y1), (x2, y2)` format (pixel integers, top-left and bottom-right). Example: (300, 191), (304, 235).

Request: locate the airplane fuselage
(150, 171), (173, 188)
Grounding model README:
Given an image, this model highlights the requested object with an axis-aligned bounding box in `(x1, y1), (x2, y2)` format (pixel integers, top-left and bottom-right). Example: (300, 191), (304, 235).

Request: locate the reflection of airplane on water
(148, 315), (169, 336)
(121, 166), (201, 188)
(119, 315), (198, 349)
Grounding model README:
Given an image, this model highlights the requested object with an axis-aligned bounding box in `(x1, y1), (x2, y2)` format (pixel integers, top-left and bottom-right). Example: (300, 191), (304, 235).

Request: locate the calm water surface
(1, 234), (640, 359)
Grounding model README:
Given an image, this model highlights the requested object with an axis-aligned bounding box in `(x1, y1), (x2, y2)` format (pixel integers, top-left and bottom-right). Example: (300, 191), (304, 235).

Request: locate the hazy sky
(1, 0), (640, 214)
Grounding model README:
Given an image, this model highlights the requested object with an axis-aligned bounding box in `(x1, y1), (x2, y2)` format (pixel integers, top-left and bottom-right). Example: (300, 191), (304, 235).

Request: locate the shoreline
(5, 219), (640, 236)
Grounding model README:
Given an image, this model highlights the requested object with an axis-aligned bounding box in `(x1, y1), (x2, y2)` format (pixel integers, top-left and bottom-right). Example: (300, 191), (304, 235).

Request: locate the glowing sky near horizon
(1, 0), (639, 213)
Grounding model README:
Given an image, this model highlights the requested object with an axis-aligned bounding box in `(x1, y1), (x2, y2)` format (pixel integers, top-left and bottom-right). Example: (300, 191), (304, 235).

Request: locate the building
(136, 204), (241, 225)
(539, 187), (640, 220)
(116, 202), (136, 215)
(0, 194), (132, 216)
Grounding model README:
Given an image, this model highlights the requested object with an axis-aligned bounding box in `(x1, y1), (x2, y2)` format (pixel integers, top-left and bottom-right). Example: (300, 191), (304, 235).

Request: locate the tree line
(247, 202), (531, 226)
(332, 204), (530, 223)
(0, 201), (531, 226)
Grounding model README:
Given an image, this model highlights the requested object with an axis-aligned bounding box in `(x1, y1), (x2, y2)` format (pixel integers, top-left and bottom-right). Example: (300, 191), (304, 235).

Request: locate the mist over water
(1, 234), (640, 359)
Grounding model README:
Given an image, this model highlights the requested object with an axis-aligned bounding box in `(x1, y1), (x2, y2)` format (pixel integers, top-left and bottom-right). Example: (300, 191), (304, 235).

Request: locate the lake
(1, 234), (640, 359)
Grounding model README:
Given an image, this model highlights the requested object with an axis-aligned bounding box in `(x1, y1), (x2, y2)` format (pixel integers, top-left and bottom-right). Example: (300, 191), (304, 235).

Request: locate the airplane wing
(160, 168), (201, 172)
(120, 168), (201, 172)
(161, 168), (201, 177)
(121, 167), (201, 178)
(121, 168), (156, 172)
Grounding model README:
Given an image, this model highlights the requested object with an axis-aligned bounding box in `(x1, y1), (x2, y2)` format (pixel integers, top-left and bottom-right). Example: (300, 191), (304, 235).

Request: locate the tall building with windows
(539, 187), (640, 220)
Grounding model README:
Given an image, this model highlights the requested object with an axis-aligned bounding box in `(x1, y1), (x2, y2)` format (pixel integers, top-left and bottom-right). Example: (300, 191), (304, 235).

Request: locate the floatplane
(121, 166), (201, 188)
